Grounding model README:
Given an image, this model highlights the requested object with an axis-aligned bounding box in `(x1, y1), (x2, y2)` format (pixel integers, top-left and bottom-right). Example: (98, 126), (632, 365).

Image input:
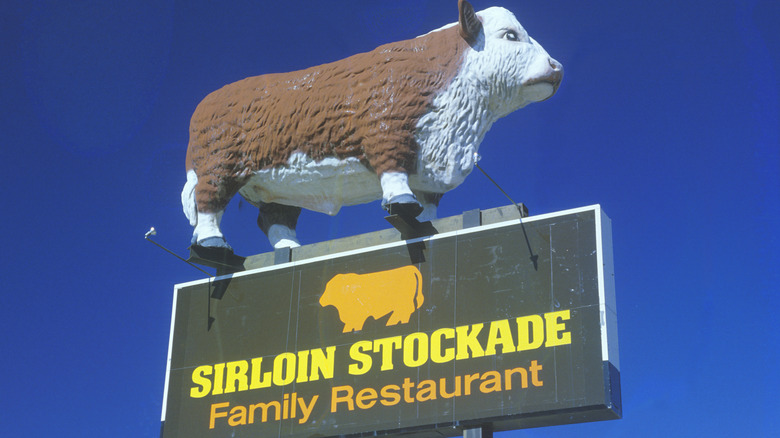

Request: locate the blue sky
(2, 0), (778, 436)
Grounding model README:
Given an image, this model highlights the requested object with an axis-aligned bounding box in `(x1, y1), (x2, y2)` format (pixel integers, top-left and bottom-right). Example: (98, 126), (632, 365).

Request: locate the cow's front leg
(257, 202), (302, 249)
(380, 172), (423, 217)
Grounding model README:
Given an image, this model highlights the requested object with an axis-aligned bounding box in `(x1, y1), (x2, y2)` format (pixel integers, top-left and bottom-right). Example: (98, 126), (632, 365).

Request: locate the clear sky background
(2, 0), (778, 436)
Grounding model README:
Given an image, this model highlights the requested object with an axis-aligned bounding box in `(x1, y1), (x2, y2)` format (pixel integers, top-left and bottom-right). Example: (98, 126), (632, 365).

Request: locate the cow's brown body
(187, 25), (467, 214)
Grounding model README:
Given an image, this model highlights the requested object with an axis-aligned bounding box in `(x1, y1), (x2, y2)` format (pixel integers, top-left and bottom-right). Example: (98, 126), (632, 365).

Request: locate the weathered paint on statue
(182, 0), (562, 250)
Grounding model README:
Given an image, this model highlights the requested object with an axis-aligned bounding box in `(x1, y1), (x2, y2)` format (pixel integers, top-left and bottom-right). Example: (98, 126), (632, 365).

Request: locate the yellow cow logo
(319, 266), (424, 333)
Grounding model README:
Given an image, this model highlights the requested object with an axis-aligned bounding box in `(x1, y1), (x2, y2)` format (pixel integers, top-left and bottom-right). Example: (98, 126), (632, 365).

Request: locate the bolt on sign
(160, 205), (620, 437)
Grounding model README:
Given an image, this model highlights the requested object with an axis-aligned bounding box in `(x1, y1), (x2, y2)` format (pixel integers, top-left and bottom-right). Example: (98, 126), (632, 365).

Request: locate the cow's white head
(458, 0), (563, 118)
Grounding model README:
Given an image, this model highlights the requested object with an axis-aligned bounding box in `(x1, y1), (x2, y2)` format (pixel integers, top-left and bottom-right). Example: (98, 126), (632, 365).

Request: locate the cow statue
(182, 0), (562, 250)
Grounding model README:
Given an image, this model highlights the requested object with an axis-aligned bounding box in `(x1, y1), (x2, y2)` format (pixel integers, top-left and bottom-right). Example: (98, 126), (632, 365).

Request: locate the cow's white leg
(380, 172), (414, 201)
(268, 225), (300, 249)
(380, 172), (423, 216)
(256, 202), (302, 249)
(192, 210), (229, 248)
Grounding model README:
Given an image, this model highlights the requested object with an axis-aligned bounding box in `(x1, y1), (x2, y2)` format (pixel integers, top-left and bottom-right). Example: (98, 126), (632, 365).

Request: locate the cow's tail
(182, 169), (198, 226)
(413, 268), (424, 309)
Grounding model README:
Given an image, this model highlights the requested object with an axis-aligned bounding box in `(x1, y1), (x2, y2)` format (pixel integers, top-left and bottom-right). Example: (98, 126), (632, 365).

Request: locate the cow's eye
(504, 31), (519, 41)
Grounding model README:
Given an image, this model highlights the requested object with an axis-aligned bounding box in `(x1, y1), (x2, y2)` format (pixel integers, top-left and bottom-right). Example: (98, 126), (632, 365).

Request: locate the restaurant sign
(160, 205), (620, 437)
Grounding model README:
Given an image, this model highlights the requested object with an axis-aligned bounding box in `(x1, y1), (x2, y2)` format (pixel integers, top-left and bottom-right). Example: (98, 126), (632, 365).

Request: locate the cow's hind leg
(257, 202), (302, 249)
(183, 169), (233, 249)
(193, 210), (230, 248)
(380, 172), (423, 217)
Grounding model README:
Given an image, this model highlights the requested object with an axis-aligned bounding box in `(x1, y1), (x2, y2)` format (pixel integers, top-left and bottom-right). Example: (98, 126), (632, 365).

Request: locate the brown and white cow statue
(182, 0), (562, 250)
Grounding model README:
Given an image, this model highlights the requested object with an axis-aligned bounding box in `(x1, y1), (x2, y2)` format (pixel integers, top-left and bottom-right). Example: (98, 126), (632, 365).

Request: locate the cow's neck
(414, 70), (498, 191)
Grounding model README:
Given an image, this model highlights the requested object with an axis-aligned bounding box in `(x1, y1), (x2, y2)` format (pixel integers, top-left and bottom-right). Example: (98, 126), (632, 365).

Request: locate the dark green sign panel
(161, 205), (620, 437)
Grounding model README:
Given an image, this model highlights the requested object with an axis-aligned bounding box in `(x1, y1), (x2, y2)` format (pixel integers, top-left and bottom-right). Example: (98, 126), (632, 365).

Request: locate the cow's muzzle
(524, 58), (563, 101)
(527, 58), (562, 87)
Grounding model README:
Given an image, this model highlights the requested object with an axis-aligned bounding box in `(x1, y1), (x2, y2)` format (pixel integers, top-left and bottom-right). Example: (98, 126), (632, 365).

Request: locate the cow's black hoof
(196, 236), (233, 251)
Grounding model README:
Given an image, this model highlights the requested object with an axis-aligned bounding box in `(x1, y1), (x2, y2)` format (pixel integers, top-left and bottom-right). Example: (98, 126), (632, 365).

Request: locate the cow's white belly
(239, 152), (383, 215)
(238, 150), (473, 216)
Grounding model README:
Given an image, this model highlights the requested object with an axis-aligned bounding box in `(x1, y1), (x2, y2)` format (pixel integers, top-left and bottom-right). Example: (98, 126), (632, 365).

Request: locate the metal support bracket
(463, 424), (493, 438)
(274, 246), (292, 264)
(385, 214), (438, 240)
(187, 245), (246, 272)
(187, 245), (246, 300)
(516, 202), (529, 218)
(462, 208), (482, 228)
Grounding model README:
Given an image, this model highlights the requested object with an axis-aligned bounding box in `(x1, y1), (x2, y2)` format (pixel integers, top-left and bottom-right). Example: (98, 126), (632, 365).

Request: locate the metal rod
(144, 228), (213, 277)
(473, 161), (523, 215)
(472, 159), (538, 270)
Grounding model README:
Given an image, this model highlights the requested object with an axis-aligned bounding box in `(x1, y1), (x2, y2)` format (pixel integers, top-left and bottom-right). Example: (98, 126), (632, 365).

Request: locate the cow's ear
(458, 0), (482, 43)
